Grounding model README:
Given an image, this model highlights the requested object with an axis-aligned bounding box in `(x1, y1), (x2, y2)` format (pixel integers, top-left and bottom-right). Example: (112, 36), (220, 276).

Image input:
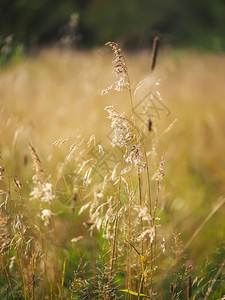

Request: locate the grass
(0, 44), (224, 299)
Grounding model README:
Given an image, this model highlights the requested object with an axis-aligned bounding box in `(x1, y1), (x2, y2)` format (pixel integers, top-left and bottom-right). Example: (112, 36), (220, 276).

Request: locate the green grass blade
(119, 289), (150, 298)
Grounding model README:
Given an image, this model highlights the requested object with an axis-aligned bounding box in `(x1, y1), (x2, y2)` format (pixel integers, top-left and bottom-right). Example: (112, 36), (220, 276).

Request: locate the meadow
(0, 44), (224, 299)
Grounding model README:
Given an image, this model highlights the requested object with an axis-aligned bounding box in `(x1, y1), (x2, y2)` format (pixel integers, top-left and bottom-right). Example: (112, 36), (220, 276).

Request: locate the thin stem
(142, 142), (152, 222)
(108, 157), (123, 290)
(128, 174), (132, 298)
(93, 230), (96, 290)
(138, 170), (143, 255)
(50, 202), (63, 300)
(153, 181), (160, 222)
(128, 82), (134, 118)
(150, 243), (154, 298)
(122, 53), (134, 118)
(17, 251), (27, 300)
(61, 257), (66, 290)
(31, 250), (36, 300)
(0, 254), (15, 300)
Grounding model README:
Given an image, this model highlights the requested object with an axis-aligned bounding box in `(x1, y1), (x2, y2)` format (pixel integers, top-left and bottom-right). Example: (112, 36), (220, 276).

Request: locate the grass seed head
(105, 105), (135, 148)
(27, 142), (46, 176)
(101, 42), (130, 94)
(41, 209), (52, 226)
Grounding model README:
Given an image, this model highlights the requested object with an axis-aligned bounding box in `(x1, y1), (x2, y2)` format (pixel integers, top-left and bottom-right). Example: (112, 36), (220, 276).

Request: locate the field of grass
(0, 45), (224, 299)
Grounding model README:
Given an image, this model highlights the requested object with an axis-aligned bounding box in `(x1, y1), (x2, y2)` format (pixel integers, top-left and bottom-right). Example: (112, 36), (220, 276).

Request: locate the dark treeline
(0, 0), (225, 51)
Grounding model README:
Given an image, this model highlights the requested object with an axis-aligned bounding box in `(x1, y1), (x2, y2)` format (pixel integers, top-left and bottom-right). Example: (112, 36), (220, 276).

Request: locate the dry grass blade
(184, 197), (225, 251)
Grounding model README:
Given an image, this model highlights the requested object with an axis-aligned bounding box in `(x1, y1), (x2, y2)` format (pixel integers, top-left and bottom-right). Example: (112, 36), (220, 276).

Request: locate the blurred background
(0, 1), (225, 298)
(0, 0), (225, 54)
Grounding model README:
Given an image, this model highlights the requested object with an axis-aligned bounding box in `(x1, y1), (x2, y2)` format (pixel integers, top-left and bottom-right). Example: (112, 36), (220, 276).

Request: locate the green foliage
(191, 243), (225, 299)
(0, 37), (24, 67)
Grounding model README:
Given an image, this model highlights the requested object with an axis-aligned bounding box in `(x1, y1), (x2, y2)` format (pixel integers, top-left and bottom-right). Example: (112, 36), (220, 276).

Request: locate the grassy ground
(0, 47), (224, 299)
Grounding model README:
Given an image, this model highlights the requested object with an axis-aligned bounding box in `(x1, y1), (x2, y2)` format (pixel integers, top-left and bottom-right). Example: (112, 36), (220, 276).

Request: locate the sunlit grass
(0, 47), (224, 298)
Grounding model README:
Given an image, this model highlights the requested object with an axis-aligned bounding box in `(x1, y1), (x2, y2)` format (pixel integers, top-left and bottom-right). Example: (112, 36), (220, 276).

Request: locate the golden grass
(0, 47), (224, 298)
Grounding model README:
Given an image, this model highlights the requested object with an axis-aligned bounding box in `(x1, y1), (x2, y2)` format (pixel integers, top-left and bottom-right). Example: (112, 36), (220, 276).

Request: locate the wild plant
(0, 40), (224, 300)
(68, 38), (173, 299)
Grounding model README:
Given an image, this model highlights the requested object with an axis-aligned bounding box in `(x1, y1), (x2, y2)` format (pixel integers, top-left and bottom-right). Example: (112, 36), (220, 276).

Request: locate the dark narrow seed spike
(170, 283), (174, 293)
(151, 37), (159, 71)
(148, 118), (152, 132)
(187, 275), (192, 299)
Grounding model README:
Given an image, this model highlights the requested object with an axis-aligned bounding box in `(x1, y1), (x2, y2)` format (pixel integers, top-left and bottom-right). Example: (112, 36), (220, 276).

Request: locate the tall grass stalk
(0, 41), (224, 299)
(31, 250), (36, 300)
(17, 251), (27, 300)
(49, 201), (64, 300)
(0, 253), (15, 300)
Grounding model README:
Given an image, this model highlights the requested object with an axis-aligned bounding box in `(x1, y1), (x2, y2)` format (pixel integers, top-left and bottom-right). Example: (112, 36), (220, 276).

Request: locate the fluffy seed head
(101, 42), (130, 94)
